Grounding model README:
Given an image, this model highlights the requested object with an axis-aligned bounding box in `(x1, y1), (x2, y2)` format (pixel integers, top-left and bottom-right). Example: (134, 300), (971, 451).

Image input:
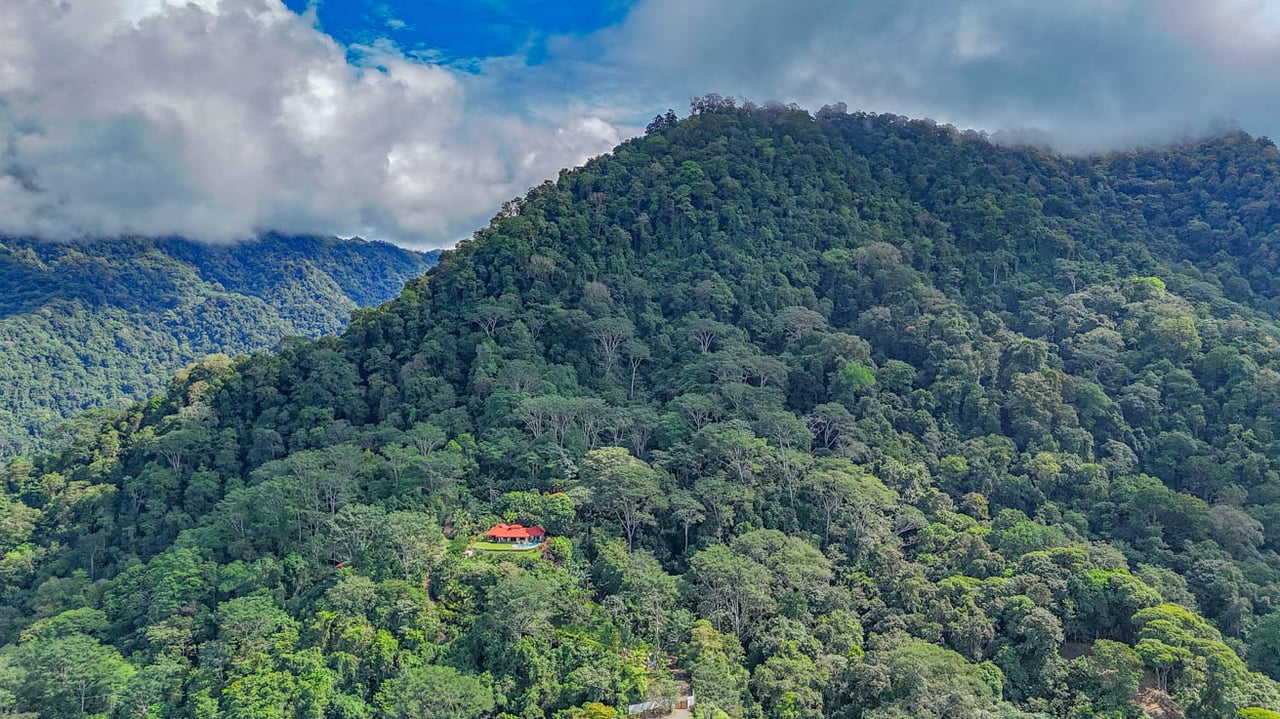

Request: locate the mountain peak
(5, 104), (1280, 719)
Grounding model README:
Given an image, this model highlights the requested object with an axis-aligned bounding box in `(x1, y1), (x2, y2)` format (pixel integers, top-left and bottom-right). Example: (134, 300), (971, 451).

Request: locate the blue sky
(5, 0), (1280, 247)
(282, 0), (636, 66)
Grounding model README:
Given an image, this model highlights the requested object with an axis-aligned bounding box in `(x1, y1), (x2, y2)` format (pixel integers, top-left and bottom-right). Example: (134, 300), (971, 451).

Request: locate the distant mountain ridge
(0, 234), (437, 453)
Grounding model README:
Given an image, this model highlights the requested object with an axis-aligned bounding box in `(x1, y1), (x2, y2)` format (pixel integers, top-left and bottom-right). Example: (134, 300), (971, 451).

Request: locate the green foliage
(11, 631), (133, 717)
(5, 101), (1280, 718)
(834, 360), (877, 398)
(684, 620), (750, 719)
(375, 664), (494, 719)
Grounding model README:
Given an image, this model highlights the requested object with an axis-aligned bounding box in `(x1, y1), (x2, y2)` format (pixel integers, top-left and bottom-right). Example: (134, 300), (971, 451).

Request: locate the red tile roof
(485, 523), (547, 540)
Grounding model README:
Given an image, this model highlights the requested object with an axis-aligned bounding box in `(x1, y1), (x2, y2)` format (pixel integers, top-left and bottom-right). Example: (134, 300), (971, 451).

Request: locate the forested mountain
(5, 101), (1280, 719)
(0, 234), (437, 454)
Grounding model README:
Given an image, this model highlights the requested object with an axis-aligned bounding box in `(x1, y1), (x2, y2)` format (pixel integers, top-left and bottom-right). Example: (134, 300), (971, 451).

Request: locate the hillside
(0, 234), (437, 455)
(4, 102), (1280, 718)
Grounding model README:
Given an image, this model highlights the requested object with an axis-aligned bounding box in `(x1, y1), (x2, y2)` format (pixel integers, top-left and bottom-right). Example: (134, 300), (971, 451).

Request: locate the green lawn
(471, 540), (544, 553)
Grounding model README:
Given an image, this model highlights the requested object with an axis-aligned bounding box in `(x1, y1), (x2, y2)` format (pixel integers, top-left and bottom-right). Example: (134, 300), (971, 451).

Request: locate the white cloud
(0, 0), (626, 246)
(1155, 0), (1280, 70)
(577, 0), (1280, 151)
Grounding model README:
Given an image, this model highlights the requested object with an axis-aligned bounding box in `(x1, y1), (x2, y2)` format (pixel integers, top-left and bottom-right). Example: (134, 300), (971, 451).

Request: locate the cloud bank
(0, 0), (625, 246)
(586, 0), (1280, 151)
(4, 0), (1280, 246)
